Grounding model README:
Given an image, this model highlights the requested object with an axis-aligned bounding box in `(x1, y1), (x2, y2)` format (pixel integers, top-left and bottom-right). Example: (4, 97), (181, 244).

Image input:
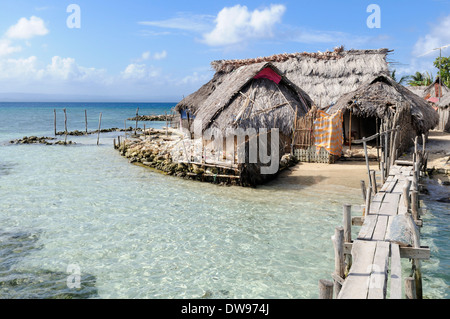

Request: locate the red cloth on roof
(427, 97), (439, 103)
(253, 68), (282, 84)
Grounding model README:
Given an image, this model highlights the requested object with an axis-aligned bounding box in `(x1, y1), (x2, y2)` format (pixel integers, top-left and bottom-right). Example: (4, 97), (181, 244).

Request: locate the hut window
(253, 68), (281, 84)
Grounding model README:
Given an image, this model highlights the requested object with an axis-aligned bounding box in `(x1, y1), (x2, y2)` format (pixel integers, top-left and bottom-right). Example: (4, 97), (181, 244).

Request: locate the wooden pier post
(343, 204), (353, 275)
(384, 128), (389, 175)
(411, 190), (419, 221)
(380, 161), (385, 184)
(360, 180), (367, 202)
(364, 186), (372, 216)
(343, 204), (352, 243)
(97, 112), (102, 146)
(403, 179), (411, 211)
(332, 227), (345, 299)
(370, 170), (378, 194)
(318, 279), (334, 299)
(363, 139), (371, 189)
(405, 277), (417, 299)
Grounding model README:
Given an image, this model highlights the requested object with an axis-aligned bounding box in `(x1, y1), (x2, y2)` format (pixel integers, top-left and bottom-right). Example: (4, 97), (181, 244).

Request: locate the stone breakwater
(9, 136), (75, 145)
(127, 114), (174, 122)
(56, 127), (138, 136)
(115, 128), (297, 187)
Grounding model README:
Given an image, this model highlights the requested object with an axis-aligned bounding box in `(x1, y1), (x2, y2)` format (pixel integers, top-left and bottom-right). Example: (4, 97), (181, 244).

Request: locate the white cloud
(5, 16), (49, 40)
(153, 50), (167, 60)
(413, 15), (450, 57)
(0, 39), (22, 57)
(134, 50), (167, 62)
(121, 63), (160, 80)
(139, 13), (214, 33)
(202, 4), (286, 46)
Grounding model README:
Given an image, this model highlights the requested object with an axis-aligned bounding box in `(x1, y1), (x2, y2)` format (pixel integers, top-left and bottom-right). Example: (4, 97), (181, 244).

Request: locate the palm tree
(407, 71), (433, 86)
(390, 70), (410, 85)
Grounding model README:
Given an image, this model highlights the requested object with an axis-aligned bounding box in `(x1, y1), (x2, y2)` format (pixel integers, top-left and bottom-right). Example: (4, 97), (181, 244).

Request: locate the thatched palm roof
(175, 47), (391, 114)
(210, 47), (391, 107)
(328, 74), (439, 134)
(186, 62), (314, 135)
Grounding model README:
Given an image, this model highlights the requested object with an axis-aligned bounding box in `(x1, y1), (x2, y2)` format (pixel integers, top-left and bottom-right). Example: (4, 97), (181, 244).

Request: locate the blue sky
(0, 0), (450, 102)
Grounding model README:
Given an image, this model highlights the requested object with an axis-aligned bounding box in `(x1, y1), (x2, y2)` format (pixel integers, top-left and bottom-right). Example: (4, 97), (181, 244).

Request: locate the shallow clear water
(0, 103), (448, 299)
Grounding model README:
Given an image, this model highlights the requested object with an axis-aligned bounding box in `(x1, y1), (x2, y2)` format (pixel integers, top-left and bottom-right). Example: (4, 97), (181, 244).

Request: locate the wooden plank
(392, 179), (406, 194)
(399, 246), (430, 260)
(372, 215), (390, 241)
(379, 176), (393, 192)
(390, 243), (403, 299)
(385, 178), (398, 193)
(368, 193), (385, 215)
(338, 240), (378, 299)
(357, 215), (378, 240)
(378, 193), (400, 216)
(367, 241), (390, 299)
(344, 243), (430, 260)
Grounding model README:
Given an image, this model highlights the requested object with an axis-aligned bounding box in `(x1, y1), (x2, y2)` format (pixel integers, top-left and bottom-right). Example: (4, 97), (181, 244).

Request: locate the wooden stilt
(360, 180), (367, 202)
(370, 170), (378, 194)
(318, 279), (333, 299)
(405, 277), (416, 299)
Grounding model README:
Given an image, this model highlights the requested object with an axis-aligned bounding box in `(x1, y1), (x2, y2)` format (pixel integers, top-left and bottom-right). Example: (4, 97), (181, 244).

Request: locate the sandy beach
(273, 131), (450, 189)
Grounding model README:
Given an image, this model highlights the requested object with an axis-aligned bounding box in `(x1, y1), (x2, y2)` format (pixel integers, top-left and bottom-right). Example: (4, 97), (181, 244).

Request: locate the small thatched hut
(328, 74), (439, 152)
(174, 62), (314, 186)
(407, 78), (450, 132)
(423, 77), (450, 103)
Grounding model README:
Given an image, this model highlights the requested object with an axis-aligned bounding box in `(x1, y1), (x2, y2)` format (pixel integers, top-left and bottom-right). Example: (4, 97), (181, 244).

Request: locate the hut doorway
(344, 111), (378, 145)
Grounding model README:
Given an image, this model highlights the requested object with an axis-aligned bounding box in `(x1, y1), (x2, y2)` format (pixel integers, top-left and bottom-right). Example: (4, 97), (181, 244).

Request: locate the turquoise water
(0, 103), (448, 299)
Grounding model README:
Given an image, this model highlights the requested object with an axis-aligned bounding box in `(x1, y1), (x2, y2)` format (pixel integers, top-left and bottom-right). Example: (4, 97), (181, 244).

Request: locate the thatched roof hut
(174, 62), (315, 186)
(328, 74), (439, 151)
(424, 77), (450, 101)
(192, 62), (313, 137)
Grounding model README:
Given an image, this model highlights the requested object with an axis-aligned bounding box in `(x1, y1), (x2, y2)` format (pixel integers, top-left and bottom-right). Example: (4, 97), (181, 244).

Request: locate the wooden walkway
(323, 162), (431, 299)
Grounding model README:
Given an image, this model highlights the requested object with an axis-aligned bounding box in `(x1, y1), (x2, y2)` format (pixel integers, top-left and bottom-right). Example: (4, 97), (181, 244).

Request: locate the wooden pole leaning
(332, 227), (345, 299)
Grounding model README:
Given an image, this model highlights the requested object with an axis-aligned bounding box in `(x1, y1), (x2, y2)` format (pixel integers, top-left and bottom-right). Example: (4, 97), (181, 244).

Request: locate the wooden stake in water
(54, 109), (57, 136)
(97, 112), (102, 146)
(64, 108), (68, 144)
(85, 109), (88, 135)
(135, 107), (139, 135)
